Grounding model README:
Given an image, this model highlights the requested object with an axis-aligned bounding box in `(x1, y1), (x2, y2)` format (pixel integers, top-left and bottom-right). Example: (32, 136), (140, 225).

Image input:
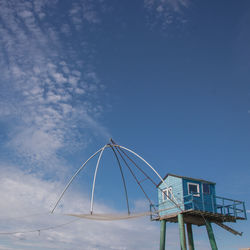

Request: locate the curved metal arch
(51, 147), (104, 213)
(112, 144), (182, 211)
(52, 142), (182, 216)
(90, 144), (108, 214)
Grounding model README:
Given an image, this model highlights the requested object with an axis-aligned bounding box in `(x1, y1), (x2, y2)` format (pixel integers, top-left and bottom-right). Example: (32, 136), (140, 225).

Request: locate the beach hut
(151, 173), (247, 250)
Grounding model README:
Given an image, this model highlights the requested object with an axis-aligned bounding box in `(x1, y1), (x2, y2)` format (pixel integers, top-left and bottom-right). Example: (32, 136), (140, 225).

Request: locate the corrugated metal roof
(157, 173), (216, 187)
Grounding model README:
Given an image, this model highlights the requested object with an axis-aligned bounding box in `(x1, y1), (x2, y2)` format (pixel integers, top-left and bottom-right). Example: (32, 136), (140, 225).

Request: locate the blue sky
(0, 0), (250, 249)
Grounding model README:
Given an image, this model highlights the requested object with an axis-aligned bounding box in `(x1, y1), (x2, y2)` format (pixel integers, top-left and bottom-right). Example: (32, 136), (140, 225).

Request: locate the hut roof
(157, 173), (216, 187)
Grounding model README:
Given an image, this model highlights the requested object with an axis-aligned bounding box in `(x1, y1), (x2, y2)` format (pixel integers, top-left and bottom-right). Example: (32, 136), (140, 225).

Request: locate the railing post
(243, 202), (247, 219)
(211, 195), (215, 213)
(233, 201), (236, 218)
(160, 220), (166, 250)
(222, 198), (225, 215)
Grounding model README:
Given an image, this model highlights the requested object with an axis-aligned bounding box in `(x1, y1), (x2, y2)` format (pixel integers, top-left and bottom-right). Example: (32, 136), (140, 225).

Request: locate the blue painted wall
(182, 178), (216, 213)
(157, 175), (217, 217)
(158, 175), (184, 217)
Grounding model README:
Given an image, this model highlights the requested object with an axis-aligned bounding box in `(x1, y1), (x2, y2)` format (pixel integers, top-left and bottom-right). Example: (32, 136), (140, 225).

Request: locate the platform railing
(215, 195), (247, 219)
(183, 194), (247, 219)
(151, 194), (247, 220)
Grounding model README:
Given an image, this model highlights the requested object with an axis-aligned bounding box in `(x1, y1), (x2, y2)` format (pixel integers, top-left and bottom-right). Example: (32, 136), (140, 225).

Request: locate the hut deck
(153, 209), (246, 226)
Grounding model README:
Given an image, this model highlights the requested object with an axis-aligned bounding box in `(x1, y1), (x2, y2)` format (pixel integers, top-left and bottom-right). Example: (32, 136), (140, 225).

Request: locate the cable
(0, 218), (80, 235)
(0, 204), (185, 235)
(110, 139), (158, 187)
(113, 145), (155, 210)
(0, 212), (50, 221)
(112, 144), (182, 211)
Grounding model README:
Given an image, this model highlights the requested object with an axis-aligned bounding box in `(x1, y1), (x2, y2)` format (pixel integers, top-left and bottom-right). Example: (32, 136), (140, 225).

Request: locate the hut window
(188, 183), (200, 196)
(202, 183), (210, 194)
(162, 187), (172, 201)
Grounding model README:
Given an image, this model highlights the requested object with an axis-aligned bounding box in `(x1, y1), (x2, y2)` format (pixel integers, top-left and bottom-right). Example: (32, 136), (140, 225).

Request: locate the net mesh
(66, 211), (153, 221)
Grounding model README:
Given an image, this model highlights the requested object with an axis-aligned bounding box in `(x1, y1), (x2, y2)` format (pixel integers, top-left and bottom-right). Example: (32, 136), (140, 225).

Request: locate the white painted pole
(90, 144), (107, 214)
(51, 147), (104, 213)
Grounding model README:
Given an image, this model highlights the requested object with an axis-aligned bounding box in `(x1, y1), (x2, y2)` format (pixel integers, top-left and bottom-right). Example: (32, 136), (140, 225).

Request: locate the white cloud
(145, 0), (189, 13)
(0, 0), (110, 173)
(51, 72), (67, 84)
(0, 161), (208, 250)
(0, 165), (161, 250)
(9, 128), (63, 163)
(69, 0), (103, 30)
(144, 0), (190, 28)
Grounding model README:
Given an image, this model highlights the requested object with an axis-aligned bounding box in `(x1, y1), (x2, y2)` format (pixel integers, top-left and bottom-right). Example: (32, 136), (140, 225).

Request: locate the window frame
(162, 187), (173, 201)
(187, 182), (200, 197)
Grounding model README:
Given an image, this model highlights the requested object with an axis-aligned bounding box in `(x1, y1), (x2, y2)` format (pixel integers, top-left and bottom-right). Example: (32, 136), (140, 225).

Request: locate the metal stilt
(186, 223), (195, 250)
(160, 220), (166, 250)
(178, 213), (187, 250)
(205, 221), (218, 250)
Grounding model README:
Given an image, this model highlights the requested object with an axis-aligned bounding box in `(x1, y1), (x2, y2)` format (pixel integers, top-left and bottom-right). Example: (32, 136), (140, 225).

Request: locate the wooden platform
(153, 210), (246, 226)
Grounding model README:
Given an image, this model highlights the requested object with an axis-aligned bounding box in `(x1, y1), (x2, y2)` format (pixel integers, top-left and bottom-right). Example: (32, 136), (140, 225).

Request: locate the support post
(160, 220), (166, 250)
(178, 213), (187, 250)
(186, 223), (195, 250)
(205, 221), (218, 250)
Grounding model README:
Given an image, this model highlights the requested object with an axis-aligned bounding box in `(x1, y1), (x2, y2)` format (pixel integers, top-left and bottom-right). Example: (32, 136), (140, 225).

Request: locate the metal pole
(205, 221), (218, 250)
(186, 223), (195, 250)
(90, 145), (107, 214)
(51, 147), (104, 213)
(243, 202), (247, 219)
(114, 145), (182, 211)
(211, 195), (215, 213)
(178, 213), (187, 250)
(233, 201), (236, 218)
(160, 220), (166, 250)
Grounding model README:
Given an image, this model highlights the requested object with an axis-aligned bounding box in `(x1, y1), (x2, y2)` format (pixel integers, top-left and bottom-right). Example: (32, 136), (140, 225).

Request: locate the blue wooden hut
(157, 173), (217, 217)
(153, 173), (247, 250)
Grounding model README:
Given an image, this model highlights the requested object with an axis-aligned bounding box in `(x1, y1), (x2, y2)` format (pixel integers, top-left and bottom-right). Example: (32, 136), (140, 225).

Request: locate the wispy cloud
(144, 0), (190, 28)
(0, 162), (213, 249)
(0, 0), (109, 172)
(0, 165), (160, 250)
(69, 0), (102, 30)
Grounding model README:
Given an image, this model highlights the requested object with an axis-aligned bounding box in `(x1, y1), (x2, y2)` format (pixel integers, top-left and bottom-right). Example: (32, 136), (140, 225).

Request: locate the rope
(0, 212), (49, 221)
(0, 218), (80, 235)
(0, 204), (182, 235)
